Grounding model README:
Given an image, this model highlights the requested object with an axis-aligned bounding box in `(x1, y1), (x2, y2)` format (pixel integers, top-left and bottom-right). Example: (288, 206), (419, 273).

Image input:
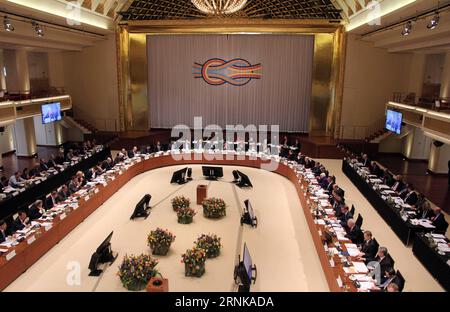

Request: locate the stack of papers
(437, 244), (450, 253)
(352, 262), (369, 273)
(358, 282), (375, 291)
(345, 244), (360, 257)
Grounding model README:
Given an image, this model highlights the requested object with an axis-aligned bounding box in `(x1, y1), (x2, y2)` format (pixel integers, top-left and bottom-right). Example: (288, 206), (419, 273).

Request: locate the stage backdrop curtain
(147, 35), (314, 132)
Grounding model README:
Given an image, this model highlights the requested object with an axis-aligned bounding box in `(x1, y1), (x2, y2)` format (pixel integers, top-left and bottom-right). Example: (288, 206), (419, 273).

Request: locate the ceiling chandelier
(191, 0), (248, 16)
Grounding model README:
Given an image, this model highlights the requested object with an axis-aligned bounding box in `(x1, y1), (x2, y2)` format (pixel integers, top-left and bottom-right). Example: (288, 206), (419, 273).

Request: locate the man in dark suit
(339, 205), (353, 227)
(128, 146), (138, 158)
(361, 154), (370, 167)
(369, 161), (382, 177)
(346, 219), (364, 244)
(403, 185), (418, 206)
(296, 153), (306, 165)
(430, 207), (447, 233)
(13, 211), (30, 231)
(154, 141), (163, 152)
(357, 231), (378, 262)
(369, 247), (394, 282)
(332, 195), (344, 218)
(39, 158), (49, 172)
(141, 145), (152, 154)
(371, 267), (402, 291)
(391, 175), (405, 193)
(47, 155), (57, 169)
(325, 176), (335, 193)
(45, 191), (60, 210)
(0, 219), (12, 243)
(29, 200), (46, 220)
(58, 185), (70, 202)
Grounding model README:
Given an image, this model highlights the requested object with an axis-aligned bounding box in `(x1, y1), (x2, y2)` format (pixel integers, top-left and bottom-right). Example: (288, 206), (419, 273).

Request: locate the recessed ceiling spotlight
(427, 13), (440, 29)
(401, 21), (412, 36)
(32, 21), (44, 37)
(3, 16), (14, 32)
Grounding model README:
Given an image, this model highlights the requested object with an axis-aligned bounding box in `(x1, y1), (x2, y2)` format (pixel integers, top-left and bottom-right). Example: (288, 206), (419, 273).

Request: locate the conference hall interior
(0, 0), (449, 293)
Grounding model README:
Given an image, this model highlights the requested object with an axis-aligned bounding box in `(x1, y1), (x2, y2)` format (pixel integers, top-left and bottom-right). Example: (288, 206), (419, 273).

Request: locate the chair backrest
(373, 238), (380, 251)
(355, 213), (363, 228)
(350, 205), (355, 216)
(437, 220), (449, 235)
(386, 253), (395, 268)
(396, 270), (405, 292)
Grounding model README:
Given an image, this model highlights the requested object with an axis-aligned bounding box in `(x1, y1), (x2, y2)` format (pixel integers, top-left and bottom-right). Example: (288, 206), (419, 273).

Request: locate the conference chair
(396, 270), (406, 292)
(436, 220), (449, 235)
(355, 213), (363, 228)
(373, 238), (380, 251)
(350, 205), (355, 216)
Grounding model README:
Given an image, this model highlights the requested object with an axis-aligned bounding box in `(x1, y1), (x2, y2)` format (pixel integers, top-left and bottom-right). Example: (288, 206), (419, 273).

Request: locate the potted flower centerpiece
(147, 228), (176, 256)
(177, 207), (196, 224)
(171, 195), (191, 211)
(202, 197), (226, 218)
(195, 234), (222, 258)
(117, 254), (159, 291)
(181, 247), (206, 277)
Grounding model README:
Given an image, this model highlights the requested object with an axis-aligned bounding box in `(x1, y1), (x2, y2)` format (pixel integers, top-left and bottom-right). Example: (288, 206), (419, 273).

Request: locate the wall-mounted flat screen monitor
(42, 102), (62, 124)
(385, 109), (402, 135)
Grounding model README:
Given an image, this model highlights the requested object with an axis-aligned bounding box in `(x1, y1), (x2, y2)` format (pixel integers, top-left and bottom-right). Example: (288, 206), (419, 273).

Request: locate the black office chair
(355, 213), (363, 228)
(386, 253), (395, 268)
(373, 238), (380, 251)
(395, 270), (405, 292)
(435, 220), (449, 235)
(350, 205), (355, 216)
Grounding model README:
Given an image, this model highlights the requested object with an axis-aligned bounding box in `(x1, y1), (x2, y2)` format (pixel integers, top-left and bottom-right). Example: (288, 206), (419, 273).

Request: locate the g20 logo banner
(193, 58), (262, 87)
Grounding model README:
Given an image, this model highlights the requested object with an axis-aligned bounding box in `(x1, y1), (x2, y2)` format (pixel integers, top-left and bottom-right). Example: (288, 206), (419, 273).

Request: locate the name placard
(94, 188), (99, 194)
(6, 250), (16, 261)
(102, 182), (108, 187)
(119, 171), (123, 175)
(84, 196), (90, 202)
(27, 236), (36, 245)
(60, 213), (67, 220)
(45, 225), (53, 231)
(111, 176), (116, 181)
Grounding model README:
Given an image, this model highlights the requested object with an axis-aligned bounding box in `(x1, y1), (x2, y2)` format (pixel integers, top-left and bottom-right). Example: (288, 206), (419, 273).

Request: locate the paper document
(352, 262), (369, 273)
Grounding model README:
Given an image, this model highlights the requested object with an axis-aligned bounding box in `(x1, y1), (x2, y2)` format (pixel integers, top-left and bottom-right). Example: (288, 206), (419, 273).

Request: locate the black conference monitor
(232, 170), (240, 183)
(236, 170), (253, 188)
(130, 194), (151, 220)
(241, 199), (258, 227)
(170, 167), (188, 184)
(234, 243), (257, 292)
(202, 166), (224, 180)
(88, 231), (117, 276)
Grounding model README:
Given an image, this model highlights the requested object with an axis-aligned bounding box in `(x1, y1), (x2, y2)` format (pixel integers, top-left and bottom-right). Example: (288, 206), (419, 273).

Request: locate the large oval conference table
(0, 152), (355, 292)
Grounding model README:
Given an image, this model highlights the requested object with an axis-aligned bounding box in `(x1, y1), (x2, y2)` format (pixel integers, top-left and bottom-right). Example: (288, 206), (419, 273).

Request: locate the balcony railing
(392, 92), (450, 112)
(0, 87), (66, 102)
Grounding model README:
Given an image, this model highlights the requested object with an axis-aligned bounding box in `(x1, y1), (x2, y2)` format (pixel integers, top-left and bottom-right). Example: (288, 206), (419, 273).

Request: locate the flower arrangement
(202, 197), (227, 218)
(147, 228), (176, 256)
(117, 254), (158, 291)
(195, 234), (222, 258)
(181, 247), (206, 277)
(177, 207), (196, 224)
(171, 195), (191, 211)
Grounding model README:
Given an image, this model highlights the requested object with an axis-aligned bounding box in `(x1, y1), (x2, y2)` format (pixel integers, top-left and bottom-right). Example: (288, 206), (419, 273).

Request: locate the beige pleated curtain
(147, 34), (314, 132)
